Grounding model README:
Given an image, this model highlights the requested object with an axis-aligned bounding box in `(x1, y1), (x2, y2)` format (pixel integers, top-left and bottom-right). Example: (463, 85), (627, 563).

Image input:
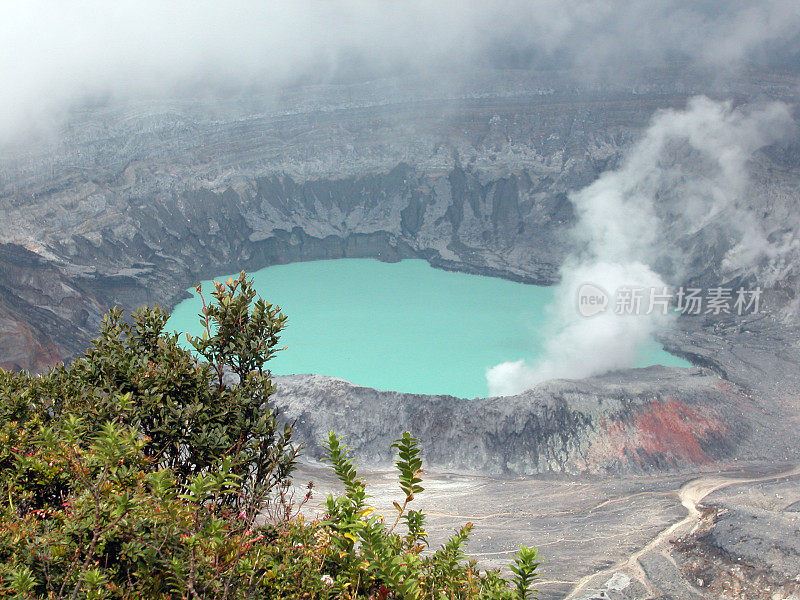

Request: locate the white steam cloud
(1, 1), (800, 143)
(487, 97), (794, 397)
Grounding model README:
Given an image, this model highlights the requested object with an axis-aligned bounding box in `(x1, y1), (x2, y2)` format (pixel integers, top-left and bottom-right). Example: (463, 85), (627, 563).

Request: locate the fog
(2, 1), (800, 143)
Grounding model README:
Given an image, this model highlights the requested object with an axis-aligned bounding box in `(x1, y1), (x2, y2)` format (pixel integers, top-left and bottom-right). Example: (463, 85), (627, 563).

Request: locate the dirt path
(562, 464), (800, 600)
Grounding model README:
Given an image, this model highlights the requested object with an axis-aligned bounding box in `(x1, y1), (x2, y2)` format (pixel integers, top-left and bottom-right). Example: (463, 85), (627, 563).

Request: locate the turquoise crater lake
(167, 259), (688, 398)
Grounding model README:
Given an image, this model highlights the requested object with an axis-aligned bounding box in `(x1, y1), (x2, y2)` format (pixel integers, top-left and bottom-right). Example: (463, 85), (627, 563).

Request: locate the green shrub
(56, 274), (296, 513)
(320, 431), (541, 600)
(0, 271), (542, 600)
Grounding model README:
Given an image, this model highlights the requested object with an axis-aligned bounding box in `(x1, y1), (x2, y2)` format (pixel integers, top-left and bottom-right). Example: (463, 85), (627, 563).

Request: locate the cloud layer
(2, 1), (800, 142)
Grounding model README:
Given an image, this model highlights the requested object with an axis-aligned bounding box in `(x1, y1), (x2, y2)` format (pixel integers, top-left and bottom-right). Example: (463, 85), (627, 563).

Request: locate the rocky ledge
(273, 366), (754, 476)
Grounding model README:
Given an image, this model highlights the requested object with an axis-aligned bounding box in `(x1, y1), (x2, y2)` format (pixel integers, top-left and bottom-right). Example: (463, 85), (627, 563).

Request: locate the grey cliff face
(272, 367), (752, 476)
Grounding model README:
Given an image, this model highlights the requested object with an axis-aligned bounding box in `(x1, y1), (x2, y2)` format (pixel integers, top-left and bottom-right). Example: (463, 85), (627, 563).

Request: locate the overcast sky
(2, 1), (799, 142)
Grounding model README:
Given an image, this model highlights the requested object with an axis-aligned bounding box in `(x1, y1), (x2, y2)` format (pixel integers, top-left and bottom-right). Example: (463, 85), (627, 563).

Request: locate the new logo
(577, 283), (609, 317)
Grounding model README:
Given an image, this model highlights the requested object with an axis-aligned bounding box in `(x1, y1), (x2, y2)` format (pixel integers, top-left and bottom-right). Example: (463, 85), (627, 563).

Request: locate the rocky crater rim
(1, 83), (799, 474)
(270, 365), (758, 476)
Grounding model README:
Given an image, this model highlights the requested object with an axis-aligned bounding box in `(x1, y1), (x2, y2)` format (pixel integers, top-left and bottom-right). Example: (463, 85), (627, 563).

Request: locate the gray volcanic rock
(1, 68), (800, 476)
(272, 366), (752, 476)
(673, 474), (800, 600)
(709, 505), (800, 580)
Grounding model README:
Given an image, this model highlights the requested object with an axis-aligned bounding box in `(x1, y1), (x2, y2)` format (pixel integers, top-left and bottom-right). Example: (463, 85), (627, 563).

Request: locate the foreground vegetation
(0, 273), (540, 599)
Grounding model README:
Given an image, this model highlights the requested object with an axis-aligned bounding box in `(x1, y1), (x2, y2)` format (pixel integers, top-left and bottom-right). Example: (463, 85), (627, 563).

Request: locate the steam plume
(487, 97), (794, 396)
